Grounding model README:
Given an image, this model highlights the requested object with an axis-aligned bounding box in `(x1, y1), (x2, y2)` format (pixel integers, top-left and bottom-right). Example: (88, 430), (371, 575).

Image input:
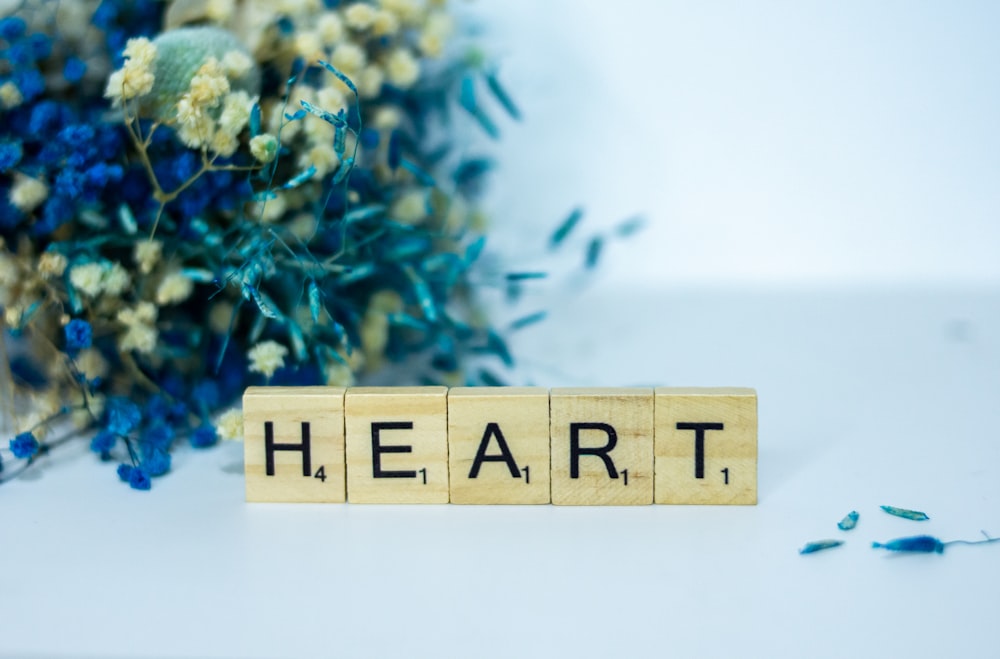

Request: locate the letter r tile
(243, 387), (346, 503)
(550, 388), (654, 506)
(345, 387), (449, 503)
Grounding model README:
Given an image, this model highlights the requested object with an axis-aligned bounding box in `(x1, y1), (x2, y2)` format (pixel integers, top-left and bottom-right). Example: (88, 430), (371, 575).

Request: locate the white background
(478, 0), (1000, 286)
(3, 2), (1000, 658)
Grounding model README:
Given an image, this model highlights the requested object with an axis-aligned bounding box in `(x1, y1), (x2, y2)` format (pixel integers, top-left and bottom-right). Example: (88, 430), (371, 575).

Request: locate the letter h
(265, 421), (312, 477)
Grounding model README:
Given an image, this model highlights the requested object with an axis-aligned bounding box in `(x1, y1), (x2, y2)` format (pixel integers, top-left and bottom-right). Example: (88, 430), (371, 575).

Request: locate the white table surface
(3, 284), (998, 659)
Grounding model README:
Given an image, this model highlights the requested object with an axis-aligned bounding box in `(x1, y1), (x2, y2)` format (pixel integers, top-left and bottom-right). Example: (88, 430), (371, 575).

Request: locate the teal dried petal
(317, 60), (358, 96)
(881, 505), (929, 521)
(585, 236), (603, 269)
(485, 70), (521, 121)
(459, 75), (499, 139)
(799, 540), (844, 555)
(838, 510), (859, 530)
(509, 311), (546, 331)
(344, 204), (385, 224)
(872, 535), (944, 554)
(549, 208), (583, 249)
(402, 265), (437, 323)
(308, 281), (323, 323)
(249, 102), (261, 137)
(332, 157), (354, 185)
(300, 100), (345, 127)
(281, 165), (316, 190)
(614, 216), (646, 238)
(505, 272), (546, 282)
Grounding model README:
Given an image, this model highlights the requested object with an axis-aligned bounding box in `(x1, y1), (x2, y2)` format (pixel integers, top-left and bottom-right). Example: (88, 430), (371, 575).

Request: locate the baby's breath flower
(219, 90), (254, 136)
(221, 49), (253, 79)
(392, 190), (428, 225)
(76, 348), (109, 381)
(123, 37), (158, 68)
(248, 340), (288, 378)
(216, 408), (244, 441)
(358, 65), (385, 98)
(345, 3), (378, 30)
(331, 42), (367, 75)
(295, 31), (324, 63)
(252, 193), (287, 223)
(187, 57), (230, 107)
(4, 305), (23, 329)
(177, 113), (216, 149)
(105, 38), (158, 103)
(250, 134), (278, 163)
(69, 263), (106, 298)
(101, 263), (131, 297)
(9, 175), (47, 212)
(118, 301), (158, 326)
(386, 48), (420, 89)
(326, 361), (355, 387)
(134, 240), (162, 275)
(0, 81), (23, 109)
(372, 9), (400, 36)
(417, 11), (453, 57)
(316, 86), (346, 113)
(317, 12), (345, 46)
(119, 323), (158, 354)
(38, 252), (67, 279)
(155, 271), (194, 305)
(210, 129), (239, 157)
(305, 144), (340, 177)
(380, 0), (424, 25)
(372, 106), (401, 130)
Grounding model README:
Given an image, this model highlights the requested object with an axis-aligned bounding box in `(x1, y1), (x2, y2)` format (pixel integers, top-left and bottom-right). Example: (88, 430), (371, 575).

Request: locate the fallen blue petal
(872, 535), (944, 554)
(838, 510), (859, 531)
(799, 540), (844, 555)
(880, 505), (929, 521)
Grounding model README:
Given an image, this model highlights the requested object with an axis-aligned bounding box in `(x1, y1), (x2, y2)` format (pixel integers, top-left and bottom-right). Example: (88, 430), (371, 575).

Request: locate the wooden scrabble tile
(654, 387), (757, 505)
(345, 387), (449, 503)
(550, 388), (654, 505)
(448, 387), (550, 504)
(243, 387), (346, 503)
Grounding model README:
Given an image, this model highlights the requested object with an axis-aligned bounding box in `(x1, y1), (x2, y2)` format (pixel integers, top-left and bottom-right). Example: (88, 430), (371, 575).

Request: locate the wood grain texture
(654, 387), (757, 505)
(243, 387), (346, 503)
(550, 388), (654, 505)
(448, 387), (550, 504)
(345, 387), (449, 503)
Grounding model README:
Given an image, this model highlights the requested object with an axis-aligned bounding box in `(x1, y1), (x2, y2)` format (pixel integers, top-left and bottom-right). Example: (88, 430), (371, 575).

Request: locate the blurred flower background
(0, 0), (536, 488)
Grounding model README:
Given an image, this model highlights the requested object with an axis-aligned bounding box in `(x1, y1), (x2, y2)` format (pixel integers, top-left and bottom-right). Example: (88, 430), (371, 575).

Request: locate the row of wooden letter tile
(243, 386), (757, 505)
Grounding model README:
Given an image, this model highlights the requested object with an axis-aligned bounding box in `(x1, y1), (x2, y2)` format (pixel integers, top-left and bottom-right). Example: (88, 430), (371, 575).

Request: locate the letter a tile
(244, 387), (346, 503)
(345, 387), (449, 503)
(550, 388), (654, 506)
(448, 387), (550, 504)
(654, 387), (757, 505)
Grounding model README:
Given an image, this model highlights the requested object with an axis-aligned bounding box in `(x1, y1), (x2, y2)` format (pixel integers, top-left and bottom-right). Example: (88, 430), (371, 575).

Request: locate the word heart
(243, 386), (757, 505)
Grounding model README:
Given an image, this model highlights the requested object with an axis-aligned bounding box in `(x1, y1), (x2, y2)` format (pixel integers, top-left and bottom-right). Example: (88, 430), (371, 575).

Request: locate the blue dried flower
(63, 57), (87, 83)
(0, 140), (22, 172)
(64, 319), (93, 354)
(9, 432), (39, 459)
(190, 424), (218, 449)
(140, 447), (170, 477)
(129, 466), (152, 490)
(90, 430), (116, 454)
(105, 398), (141, 435)
(142, 423), (174, 450)
(0, 16), (27, 40)
(116, 463), (133, 481)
